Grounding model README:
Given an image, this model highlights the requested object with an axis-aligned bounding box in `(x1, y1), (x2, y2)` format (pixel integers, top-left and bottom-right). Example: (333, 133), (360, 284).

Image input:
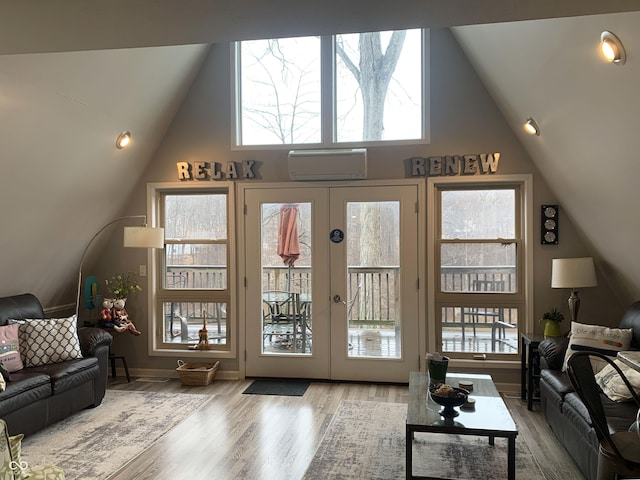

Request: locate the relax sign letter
(410, 153), (500, 177)
(176, 161), (257, 181)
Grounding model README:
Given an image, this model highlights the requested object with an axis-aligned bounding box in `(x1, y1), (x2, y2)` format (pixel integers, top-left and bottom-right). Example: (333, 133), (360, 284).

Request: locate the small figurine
(196, 311), (209, 350)
(112, 298), (141, 336)
(99, 298), (119, 329)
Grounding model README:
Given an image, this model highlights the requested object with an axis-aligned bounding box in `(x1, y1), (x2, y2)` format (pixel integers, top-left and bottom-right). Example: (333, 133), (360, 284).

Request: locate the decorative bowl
(429, 384), (469, 417)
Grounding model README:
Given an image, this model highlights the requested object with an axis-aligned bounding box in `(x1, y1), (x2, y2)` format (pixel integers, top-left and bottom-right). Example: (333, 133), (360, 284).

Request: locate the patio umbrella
(277, 204), (300, 268)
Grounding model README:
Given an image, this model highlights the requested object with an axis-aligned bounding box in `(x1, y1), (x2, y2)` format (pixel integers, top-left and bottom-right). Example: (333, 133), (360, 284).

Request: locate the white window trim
(146, 181), (237, 359)
(426, 174), (533, 368)
(230, 30), (431, 151)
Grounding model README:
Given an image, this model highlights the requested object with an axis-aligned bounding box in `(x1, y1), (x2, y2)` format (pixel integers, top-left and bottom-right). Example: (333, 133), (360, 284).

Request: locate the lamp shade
(551, 257), (598, 289)
(123, 226), (165, 249)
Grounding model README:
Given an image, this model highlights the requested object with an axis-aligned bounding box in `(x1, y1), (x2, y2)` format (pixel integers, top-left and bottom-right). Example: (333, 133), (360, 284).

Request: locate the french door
(241, 182), (421, 382)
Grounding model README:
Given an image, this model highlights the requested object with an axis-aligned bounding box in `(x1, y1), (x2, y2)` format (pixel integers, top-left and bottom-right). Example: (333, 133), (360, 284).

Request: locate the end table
(520, 332), (545, 411)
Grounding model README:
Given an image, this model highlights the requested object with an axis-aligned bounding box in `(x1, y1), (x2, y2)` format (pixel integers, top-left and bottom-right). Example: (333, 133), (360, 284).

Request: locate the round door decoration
(330, 229), (344, 243)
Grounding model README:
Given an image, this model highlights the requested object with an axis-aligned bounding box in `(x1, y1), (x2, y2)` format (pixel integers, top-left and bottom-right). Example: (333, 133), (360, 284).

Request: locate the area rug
(242, 378), (310, 396)
(21, 389), (213, 480)
(302, 400), (546, 480)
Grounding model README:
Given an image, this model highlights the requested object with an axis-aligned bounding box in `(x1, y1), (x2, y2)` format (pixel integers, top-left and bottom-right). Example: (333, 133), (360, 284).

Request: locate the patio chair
(567, 351), (640, 480)
(461, 280), (514, 350)
(262, 291), (309, 350)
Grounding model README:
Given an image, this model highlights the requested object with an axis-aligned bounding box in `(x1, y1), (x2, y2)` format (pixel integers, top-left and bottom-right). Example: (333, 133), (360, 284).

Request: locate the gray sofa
(538, 301), (640, 480)
(0, 293), (112, 437)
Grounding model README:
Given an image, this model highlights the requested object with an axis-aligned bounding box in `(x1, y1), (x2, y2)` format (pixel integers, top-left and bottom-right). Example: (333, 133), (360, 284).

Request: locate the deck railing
(165, 265), (517, 330)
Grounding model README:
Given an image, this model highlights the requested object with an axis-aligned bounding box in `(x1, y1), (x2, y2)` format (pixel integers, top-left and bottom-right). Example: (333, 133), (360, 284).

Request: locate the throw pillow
(0, 324), (23, 372)
(595, 359), (640, 402)
(562, 321), (633, 372)
(12, 316), (83, 367)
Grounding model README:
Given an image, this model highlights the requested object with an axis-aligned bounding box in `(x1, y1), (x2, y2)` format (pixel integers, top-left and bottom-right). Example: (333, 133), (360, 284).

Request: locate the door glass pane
(346, 201), (400, 358)
(261, 203), (312, 354)
(440, 306), (519, 354)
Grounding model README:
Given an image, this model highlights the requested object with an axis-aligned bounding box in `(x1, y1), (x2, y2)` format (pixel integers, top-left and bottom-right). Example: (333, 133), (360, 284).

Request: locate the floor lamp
(75, 215), (164, 319)
(551, 257), (598, 323)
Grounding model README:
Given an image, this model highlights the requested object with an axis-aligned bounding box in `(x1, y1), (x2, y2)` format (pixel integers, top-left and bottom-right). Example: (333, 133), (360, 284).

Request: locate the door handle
(333, 295), (346, 305)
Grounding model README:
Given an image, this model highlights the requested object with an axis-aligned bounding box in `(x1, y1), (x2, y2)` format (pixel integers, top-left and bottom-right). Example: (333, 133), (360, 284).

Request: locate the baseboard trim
(111, 366), (242, 381)
(107, 368), (519, 393)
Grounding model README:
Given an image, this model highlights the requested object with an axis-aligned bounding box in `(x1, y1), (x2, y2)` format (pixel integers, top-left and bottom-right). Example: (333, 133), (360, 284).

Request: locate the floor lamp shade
(123, 226), (165, 249)
(551, 257), (598, 323)
(76, 216), (164, 319)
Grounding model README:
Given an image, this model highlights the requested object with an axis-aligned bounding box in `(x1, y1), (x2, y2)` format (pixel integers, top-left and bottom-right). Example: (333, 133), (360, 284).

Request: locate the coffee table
(406, 372), (518, 479)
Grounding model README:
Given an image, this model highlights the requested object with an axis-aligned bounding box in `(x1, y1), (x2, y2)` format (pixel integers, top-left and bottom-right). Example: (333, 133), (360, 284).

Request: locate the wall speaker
(541, 205), (559, 244)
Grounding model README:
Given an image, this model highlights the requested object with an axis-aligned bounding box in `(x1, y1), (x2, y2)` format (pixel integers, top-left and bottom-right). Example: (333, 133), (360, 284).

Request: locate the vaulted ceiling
(1, 1), (639, 307)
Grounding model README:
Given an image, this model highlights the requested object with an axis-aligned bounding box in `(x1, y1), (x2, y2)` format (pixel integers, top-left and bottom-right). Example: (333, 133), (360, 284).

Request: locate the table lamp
(551, 257), (598, 323)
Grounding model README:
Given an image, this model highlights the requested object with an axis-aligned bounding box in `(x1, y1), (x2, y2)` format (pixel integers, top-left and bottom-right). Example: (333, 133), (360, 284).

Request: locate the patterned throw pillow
(12, 316), (83, 367)
(562, 321), (633, 372)
(0, 324), (23, 373)
(595, 359), (640, 402)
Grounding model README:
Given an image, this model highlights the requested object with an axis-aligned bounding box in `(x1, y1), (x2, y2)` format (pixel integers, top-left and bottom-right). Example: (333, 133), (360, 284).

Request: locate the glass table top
(407, 372), (517, 435)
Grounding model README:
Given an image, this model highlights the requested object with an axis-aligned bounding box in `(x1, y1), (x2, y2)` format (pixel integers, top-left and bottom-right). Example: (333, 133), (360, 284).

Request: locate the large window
(235, 29), (427, 147)
(150, 185), (233, 354)
(434, 182), (526, 359)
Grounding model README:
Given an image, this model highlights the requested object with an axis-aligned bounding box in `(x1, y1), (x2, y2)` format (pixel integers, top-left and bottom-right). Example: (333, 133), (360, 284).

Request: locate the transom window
(234, 29), (427, 147)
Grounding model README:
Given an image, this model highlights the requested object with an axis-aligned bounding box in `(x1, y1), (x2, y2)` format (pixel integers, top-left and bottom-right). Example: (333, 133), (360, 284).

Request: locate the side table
(520, 332), (545, 411)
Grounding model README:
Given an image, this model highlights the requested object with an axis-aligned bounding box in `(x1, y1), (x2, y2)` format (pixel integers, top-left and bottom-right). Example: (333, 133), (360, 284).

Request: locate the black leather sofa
(0, 293), (112, 437)
(538, 301), (640, 480)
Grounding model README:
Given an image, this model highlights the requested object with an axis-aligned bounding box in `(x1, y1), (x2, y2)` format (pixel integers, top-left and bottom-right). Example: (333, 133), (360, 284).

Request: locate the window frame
(147, 182), (237, 358)
(231, 29), (430, 150)
(427, 175), (533, 363)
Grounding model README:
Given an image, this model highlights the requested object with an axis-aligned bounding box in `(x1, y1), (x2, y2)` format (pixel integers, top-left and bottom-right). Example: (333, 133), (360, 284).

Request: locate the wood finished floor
(107, 376), (585, 480)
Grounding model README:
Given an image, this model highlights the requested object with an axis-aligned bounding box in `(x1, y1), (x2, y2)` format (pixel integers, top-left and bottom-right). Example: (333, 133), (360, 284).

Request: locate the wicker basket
(176, 360), (219, 386)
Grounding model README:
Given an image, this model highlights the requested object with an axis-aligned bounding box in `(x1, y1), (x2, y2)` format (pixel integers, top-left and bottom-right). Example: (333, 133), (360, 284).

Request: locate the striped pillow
(562, 321), (632, 372)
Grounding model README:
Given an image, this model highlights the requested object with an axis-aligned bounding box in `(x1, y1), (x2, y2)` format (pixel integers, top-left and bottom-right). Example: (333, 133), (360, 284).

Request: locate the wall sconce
(116, 131), (132, 149)
(524, 117), (540, 136)
(600, 31), (626, 65)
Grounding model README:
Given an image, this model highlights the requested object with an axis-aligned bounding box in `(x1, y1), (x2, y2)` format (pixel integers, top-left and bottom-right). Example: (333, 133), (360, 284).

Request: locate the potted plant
(105, 272), (142, 300)
(541, 307), (564, 338)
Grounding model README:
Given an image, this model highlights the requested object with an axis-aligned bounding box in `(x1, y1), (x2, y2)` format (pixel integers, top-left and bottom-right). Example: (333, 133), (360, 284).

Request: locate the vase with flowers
(105, 272), (142, 300)
(541, 307), (564, 338)
(103, 272), (143, 335)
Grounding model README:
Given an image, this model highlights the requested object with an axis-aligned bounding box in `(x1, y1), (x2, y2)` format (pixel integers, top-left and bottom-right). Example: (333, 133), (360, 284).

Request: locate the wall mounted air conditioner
(288, 148), (367, 181)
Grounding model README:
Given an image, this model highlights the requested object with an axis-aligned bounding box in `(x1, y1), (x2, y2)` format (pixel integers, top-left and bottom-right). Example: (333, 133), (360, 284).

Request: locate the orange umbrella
(277, 205), (300, 268)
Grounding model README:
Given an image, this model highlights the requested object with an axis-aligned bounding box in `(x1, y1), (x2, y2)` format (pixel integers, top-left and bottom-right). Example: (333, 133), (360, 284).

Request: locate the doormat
(242, 378), (310, 396)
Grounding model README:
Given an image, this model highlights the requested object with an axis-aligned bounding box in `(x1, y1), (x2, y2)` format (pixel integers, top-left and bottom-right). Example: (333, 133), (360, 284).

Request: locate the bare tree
(337, 32), (406, 266)
(242, 39), (320, 144)
(336, 31), (407, 140)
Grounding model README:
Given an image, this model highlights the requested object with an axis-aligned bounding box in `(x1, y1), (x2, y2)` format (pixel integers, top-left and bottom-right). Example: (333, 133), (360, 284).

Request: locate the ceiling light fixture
(116, 131), (132, 149)
(524, 117), (540, 136)
(600, 31), (626, 65)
